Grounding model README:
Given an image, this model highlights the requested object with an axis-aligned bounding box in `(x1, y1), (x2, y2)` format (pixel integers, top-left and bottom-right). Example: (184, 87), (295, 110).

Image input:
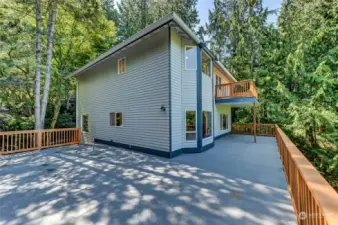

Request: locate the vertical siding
(77, 29), (170, 152)
(170, 29), (182, 151)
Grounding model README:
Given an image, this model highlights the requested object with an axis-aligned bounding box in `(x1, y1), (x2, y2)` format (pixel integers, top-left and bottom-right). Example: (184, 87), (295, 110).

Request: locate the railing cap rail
(276, 125), (338, 224)
(0, 128), (81, 135)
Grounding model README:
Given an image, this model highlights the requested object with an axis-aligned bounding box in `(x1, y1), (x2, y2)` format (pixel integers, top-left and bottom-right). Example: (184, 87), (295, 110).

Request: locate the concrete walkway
(0, 135), (296, 225)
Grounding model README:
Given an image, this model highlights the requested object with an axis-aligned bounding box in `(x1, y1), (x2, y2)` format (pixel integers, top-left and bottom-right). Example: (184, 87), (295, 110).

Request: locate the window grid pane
(202, 52), (211, 76)
(203, 111), (212, 138)
(186, 111), (196, 140)
(220, 114), (228, 130)
(185, 46), (196, 70)
(116, 112), (123, 126)
(186, 133), (196, 141)
(186, 111), (196, 131)
(110, 113), (116, 126)
(82, 115), (89, 132)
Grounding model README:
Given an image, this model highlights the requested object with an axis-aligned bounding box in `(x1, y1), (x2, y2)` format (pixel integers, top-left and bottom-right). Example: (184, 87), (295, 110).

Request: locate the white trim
(184, 46), (197, 70)
(220, 113), (230, 131)
(117, 57), (126, 74)
(185, 110), (197, 141)
(110, 112), (123, 127)
(203, 111), (212, 139)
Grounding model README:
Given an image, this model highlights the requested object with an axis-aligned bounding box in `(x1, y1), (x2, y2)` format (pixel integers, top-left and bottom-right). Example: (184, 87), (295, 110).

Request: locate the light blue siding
(77, 29), (170, 152)
(170, 29), (183, 151)
(202, 67), (214, 146)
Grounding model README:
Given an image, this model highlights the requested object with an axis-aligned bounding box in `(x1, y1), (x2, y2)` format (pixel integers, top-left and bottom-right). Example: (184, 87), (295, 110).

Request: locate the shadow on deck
(0, 135), (296, 225)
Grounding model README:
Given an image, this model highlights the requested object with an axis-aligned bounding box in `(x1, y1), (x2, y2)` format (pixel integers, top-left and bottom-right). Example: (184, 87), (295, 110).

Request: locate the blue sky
(197, 0), (283, 26)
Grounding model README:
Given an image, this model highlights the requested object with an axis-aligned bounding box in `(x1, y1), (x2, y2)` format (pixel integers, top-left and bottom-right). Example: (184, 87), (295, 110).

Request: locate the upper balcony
(215, 80), (258, 106)
(215, 80), (258, 99)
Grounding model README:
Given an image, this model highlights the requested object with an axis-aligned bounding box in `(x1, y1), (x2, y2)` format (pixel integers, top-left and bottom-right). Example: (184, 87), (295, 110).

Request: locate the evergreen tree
(115, 0), (199, 41)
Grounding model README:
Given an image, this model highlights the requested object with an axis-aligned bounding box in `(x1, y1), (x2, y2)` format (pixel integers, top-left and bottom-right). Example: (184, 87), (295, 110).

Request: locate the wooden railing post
(1, 134), (3, 154)
(37, 130), (42, 149)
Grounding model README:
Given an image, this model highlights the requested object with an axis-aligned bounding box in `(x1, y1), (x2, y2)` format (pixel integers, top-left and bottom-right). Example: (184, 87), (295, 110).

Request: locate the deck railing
(232, 123), (338, 224)
(0, 128), (81, 155)
(275, 126), (338, 225)
(215, 80), (258, 99)
(231, 123), (275, 136)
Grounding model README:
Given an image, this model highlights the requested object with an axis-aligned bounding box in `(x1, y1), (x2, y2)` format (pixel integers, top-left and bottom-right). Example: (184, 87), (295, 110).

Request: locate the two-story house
(67, 13), (259, 158)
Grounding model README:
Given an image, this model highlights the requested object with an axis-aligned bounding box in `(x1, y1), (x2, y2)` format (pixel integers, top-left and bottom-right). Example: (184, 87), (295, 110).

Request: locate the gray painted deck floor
(0, 135), (296, 225)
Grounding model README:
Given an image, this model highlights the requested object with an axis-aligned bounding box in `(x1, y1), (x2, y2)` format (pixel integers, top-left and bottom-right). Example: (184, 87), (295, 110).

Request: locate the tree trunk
(40, 0), (58, 128)
(50, 93), (61, 129)
(50, 72), (61, 129)
(34, 0), (42, 130)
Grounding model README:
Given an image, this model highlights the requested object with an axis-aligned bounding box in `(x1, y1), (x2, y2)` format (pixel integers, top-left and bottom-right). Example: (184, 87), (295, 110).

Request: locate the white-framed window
(202, 51), (211, 76)
(185, 46), (197, 70)
(203, 111), (212, 138)
(110, 112), (123, 127)
(220, 113), (229, 130)
(82, 114), (89, 132)
(118, 57), (126, 74)
(185, 111), (196, 141)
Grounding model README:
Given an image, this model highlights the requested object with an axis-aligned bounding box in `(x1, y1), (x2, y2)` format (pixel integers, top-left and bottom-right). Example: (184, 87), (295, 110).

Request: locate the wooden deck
(0, 135), (296, 225)
(234, 123), (338, 225)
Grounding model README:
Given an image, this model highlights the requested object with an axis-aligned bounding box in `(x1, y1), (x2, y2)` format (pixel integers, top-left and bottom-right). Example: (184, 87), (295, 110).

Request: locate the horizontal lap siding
(171, 30), (182, 151)
(214, 104), (231, 137)
(202, 73), (213, 146)
(181, 38), (197, 148)
(78, 29), (170, 152)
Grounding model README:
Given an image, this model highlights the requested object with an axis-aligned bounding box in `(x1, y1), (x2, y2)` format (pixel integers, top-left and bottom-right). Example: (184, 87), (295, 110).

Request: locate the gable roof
(66, 12), (236, 82)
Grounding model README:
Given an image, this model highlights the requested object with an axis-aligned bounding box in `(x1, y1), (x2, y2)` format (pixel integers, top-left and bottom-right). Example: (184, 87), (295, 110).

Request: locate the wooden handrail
(216, 80), (258, 99)
(0, 128), (81, 155)
(275, 126), (338, 225)
(231, 123), (338, 223)
(231, 123), (275, 136)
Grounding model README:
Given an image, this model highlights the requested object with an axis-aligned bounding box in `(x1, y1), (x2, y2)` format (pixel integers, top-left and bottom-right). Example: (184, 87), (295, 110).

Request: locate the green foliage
(311, 149), (338, 189)
(0, 0), (116, 131)
(206, 0), (338, 188)
(113, 0), (199, 41)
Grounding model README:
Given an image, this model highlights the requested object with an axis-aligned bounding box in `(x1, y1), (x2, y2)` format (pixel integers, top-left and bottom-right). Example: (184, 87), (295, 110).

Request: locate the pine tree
(115, 0), (199, 41)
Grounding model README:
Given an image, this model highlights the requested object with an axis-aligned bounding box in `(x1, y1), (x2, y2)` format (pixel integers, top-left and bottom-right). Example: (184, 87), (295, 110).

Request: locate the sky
(197, 0), (283, 26)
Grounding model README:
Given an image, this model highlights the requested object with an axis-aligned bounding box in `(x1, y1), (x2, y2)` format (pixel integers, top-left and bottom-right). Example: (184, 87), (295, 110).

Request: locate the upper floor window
(118, 57), (126, 74)
(185, 46), (196, 70)
(110, 112), (123, 126)
(202, 51), (211, 76)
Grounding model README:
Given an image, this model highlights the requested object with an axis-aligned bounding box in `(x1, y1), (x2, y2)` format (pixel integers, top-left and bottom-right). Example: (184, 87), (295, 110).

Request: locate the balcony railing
(216, 80), (258, 99)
